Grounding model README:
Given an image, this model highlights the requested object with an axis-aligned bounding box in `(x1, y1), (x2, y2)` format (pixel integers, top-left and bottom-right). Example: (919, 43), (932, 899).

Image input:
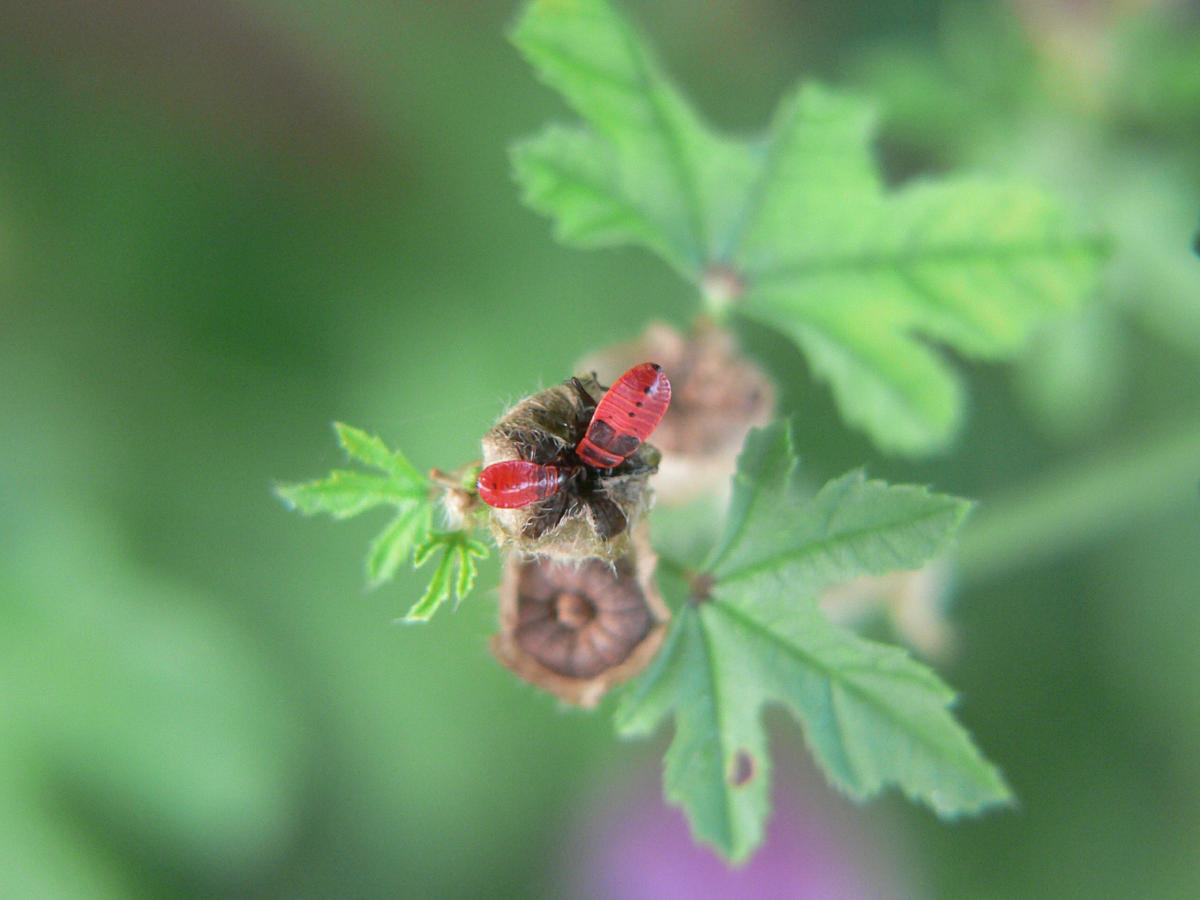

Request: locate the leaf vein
(609, 9), (705, 265)
(522, 149), (657, 235)
(518, 34), (642, 101)
(715, 500), (956, 587)
(713, 601), (967, 766)
(695, 609), (736, 849)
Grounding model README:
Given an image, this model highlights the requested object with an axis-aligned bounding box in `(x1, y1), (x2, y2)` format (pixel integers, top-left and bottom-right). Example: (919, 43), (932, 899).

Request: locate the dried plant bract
(491, 529), (669, 707)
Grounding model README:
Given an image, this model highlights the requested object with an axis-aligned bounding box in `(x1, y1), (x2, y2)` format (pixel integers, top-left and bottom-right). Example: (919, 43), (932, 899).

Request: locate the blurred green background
(2, 0), (1198, 896)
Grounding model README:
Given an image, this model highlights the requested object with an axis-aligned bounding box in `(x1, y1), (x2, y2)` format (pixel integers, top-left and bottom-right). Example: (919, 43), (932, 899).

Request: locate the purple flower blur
(562, 762), (909, 900)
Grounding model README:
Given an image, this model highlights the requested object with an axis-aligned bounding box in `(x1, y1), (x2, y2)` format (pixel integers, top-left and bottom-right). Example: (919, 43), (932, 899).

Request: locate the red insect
(476, 460), (577, 509)
(476, 363), (671, 520)
(575, 362), (672, 468)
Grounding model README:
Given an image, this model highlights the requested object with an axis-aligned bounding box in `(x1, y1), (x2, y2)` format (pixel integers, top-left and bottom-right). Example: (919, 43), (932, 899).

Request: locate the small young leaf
(511, 0), (1105, 454)
(616, 423), (1010, 862)
(334, 422), (425, 491)
(455, 537), (487, 599)
(279, 425), (488, 620)
(407, 541), (454, 623)
(403, 532), (489, 623)
(276, 423), (428, 520)
(366, 504), (431, 587)
(275, 470), (417, 519)
(412, 532), (441, 568)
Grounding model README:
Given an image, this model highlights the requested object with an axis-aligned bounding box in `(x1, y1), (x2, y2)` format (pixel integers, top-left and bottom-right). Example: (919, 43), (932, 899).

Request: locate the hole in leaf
(729, 749), (756, 788)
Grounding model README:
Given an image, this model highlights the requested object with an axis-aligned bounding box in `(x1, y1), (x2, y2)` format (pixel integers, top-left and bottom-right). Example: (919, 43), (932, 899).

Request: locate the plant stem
(957, 416), (1200, 583)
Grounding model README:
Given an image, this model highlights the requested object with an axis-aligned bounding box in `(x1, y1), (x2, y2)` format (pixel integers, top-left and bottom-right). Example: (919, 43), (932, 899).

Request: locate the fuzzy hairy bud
(481, 374), (661, 562)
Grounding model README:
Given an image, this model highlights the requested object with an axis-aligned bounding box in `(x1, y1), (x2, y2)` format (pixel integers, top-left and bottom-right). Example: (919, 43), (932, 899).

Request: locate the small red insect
(476, 459), (577, 509)
(476, 363), (671, 521)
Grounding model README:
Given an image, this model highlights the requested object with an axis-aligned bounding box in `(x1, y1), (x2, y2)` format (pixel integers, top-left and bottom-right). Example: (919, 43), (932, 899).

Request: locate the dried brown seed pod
(579, 321), (774, 504)
(491, 530), (669, 708)
(481, 374), (661, 562)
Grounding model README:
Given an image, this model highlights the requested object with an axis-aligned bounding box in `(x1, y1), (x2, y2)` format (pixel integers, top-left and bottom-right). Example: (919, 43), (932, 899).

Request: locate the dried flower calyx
(491, 530), (669, 707)
(478, 365), (670, 562)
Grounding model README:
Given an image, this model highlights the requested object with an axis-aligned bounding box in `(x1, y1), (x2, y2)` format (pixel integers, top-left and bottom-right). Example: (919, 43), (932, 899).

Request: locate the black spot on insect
(587, 419), (640, 458)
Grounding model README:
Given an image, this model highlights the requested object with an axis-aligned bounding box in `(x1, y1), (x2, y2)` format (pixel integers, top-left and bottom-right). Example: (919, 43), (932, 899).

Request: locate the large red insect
(477, 363), (671, 534)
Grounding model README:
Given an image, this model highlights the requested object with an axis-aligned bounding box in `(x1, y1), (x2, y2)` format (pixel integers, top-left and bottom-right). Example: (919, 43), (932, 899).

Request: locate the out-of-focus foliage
(512, 0), (1104, 455)
(0, 488), (306, 898)
(849, 0), (1200, 441)
(1, 0), (1199, 897)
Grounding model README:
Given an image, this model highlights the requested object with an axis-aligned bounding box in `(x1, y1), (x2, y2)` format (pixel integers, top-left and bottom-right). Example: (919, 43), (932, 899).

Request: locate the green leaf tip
(709, 423), (974, 588)
(401, 532), (489, 623)
(366, 504), (432, 588)
(511, 0), (1106, 455)
(278, 424), (489, 622)
(616, 421), (1009, 863)
(333, 421), (425, 489)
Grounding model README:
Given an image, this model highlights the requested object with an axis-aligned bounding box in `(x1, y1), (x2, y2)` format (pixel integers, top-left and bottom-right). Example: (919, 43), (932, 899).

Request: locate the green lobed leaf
(278, 424), (488, 620)
(511, 0), (1105, 454)
(707, 424), (973, 597)
(738, 172), (1105, 453)
(616, 604), (771, 859)
(510, 0), (757, 276)
(616, 423), (1010, 862)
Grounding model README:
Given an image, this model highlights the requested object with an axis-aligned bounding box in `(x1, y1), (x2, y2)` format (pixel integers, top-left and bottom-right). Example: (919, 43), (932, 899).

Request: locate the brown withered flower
(491, 530), (669, 708)
(481, 374), (661, 562)
(579, 320), (774, 504)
